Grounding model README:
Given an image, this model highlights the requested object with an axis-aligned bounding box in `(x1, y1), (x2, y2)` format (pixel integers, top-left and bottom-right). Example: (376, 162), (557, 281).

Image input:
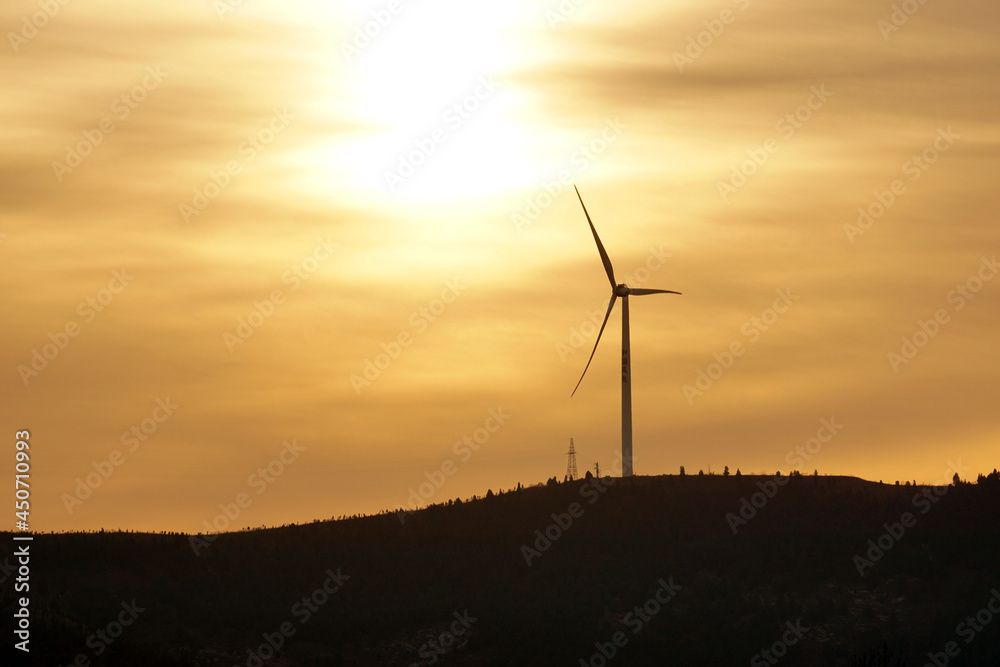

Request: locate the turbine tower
(570, 185), (681, 477)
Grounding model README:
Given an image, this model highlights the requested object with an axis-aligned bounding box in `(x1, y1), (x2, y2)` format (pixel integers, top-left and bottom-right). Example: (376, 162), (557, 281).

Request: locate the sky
(2, 0), (998, 533)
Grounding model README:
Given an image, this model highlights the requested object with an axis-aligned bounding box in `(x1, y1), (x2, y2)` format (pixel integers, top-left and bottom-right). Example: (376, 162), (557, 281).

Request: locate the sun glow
(310, 1), (548, 201)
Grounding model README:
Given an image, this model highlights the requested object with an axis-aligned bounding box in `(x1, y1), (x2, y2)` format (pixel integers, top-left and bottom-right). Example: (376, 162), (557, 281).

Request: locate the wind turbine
(570, 185), (681, 477)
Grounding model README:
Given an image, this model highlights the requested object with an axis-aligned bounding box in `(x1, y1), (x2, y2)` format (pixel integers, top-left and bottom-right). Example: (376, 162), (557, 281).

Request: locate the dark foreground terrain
(3, 472), (1000, 666)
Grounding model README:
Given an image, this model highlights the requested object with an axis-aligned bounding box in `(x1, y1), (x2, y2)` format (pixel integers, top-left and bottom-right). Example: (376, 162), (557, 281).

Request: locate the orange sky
(2, 0), (998, 533)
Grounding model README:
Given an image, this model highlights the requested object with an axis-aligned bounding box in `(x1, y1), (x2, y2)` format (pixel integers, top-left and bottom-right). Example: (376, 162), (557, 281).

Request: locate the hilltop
(3, 472), (999, 666)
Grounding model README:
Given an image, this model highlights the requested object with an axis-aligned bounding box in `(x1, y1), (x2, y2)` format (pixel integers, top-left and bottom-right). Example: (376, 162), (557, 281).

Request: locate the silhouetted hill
(4, 473), (1000, 666)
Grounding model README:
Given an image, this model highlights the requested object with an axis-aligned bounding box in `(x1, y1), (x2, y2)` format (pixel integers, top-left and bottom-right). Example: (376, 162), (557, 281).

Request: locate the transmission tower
(566, 438), (578, 480)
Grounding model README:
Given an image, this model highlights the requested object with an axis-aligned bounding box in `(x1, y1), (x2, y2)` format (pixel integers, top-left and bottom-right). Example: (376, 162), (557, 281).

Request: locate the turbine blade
(574, 185), (616, 288)
(571, 294), (617, 397)
(629, 288), (682, 296)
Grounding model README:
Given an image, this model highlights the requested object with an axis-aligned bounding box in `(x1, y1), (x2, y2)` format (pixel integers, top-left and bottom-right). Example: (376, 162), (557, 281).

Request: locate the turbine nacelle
(615, 284), (631, 297)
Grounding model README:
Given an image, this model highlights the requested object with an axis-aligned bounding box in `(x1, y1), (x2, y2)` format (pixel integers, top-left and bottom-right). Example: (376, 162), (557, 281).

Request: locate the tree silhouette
(13, 468), (1000, 666)
(723, 466), (730, 476)
(679, 466), (685, 476)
